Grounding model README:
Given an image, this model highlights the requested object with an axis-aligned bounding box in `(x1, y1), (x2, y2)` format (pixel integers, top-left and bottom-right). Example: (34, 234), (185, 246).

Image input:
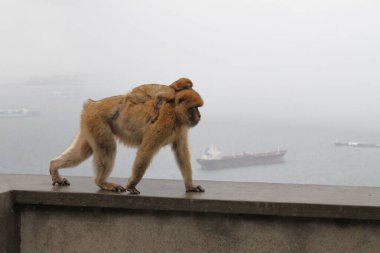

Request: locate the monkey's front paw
(126, 187), (140, 195)
(186, 185), (205, 193)
(52, 177), (70, 186)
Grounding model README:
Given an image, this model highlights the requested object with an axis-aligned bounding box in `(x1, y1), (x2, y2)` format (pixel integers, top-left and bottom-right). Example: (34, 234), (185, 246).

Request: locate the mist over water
(1, 0), (380, 186)
(1, 82), (380, 187)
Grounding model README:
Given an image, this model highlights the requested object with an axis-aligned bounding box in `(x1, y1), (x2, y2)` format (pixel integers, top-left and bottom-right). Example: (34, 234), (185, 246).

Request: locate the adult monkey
(49, 81), (204, 194)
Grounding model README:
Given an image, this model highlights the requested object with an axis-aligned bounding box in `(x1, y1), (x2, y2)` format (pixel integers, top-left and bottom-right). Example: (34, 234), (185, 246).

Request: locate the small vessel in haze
(197, 146), (287, 169)
(334, 140), (380, 149)
(52, 91), (79, 98)
(0, 108), (40, 118)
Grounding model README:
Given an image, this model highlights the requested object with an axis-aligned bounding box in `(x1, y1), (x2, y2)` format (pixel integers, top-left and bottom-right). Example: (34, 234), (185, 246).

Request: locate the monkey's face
(187, 106), (201, 127)
(175, 89), (204, 127)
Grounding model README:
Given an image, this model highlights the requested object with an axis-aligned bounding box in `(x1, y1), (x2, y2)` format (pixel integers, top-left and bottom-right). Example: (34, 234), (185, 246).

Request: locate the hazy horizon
(1, 0), (380, 127)
(1, 0), (380, 186)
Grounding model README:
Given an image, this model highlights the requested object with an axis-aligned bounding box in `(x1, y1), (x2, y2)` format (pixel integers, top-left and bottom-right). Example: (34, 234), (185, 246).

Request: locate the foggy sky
(1, 0), (380, 126)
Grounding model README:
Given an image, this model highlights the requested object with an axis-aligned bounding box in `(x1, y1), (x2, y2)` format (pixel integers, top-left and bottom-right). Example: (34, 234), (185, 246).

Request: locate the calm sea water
(1, 83), (380, 187)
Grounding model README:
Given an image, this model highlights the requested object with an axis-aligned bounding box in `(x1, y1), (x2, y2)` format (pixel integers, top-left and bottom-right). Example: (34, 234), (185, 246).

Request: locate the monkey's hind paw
(52, 177), (70, 186)
(112, 185), (126, 192)
(186, 185), (205, 193)
(98, 182), (126, 192)
(126, 187), (140, 195)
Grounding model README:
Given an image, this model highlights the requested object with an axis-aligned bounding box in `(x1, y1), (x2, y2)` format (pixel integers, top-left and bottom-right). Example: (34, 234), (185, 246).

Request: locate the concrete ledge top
(1, 174), (380, 220)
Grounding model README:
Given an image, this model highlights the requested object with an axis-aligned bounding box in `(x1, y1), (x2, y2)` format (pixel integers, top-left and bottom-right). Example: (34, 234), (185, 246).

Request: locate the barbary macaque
(49, 79), (204, 194)
(128, 77), (193, 122)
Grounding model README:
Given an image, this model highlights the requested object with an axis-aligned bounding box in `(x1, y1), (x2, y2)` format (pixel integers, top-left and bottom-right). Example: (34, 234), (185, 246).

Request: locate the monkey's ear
(175, 89), (204, 107)
(170, 77), (193, 91)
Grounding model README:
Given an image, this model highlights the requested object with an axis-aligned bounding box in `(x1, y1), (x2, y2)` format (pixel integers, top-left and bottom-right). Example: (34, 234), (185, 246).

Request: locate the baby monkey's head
(170, 77), (193, 91)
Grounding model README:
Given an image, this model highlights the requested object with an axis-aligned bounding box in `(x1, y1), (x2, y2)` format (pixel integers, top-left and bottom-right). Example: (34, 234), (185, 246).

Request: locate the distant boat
(0, 108), (40, 118)
(52, 91), (79, 98)
(197, 146), (287, 169)
(334, 140), (380, 149)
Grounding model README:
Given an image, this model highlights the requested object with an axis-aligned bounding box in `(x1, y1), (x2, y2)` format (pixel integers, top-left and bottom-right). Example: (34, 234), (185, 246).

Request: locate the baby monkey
(128, 77), (193, 122)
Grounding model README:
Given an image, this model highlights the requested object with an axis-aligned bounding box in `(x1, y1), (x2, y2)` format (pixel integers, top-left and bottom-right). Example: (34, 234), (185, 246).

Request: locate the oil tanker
(197, 146), (287, 169)
(334, 140), (380, 149)
(0, 108), (40, 118)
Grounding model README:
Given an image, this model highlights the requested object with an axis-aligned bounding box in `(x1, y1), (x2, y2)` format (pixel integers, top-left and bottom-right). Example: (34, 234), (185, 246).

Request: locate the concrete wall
(20, 206), (380, 253)
(0, 192), (18, 253)
(1, 174), (380, 253)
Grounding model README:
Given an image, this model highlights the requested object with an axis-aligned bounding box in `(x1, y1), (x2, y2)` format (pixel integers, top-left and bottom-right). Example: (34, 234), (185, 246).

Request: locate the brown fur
(129, 77), (193, 104)
(49, 85), (204, 194)
(169, 77), (193, 91)
(128, 78), (193, 122)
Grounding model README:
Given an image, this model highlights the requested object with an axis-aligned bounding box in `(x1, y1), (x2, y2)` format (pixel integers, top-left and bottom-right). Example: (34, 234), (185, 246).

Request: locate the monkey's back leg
(83, 118), (125, 192)
(49, 131), (93, 186)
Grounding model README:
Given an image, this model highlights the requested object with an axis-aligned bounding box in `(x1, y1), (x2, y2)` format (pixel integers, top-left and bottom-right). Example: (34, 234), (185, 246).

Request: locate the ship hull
(335, 142), (380, 149)
(0, 110), (40, 118)
(197, 150), (286, 169)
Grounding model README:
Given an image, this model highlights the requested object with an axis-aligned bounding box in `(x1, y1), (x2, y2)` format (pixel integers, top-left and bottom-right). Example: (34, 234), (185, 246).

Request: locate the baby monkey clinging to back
(128, 77), (193, 122)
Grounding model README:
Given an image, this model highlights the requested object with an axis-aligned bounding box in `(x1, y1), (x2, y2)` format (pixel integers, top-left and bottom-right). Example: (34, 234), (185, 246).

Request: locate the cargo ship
(197, 146), (287, 169)
(0, 108), (40, 118)
(334, 140), (380, 149)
